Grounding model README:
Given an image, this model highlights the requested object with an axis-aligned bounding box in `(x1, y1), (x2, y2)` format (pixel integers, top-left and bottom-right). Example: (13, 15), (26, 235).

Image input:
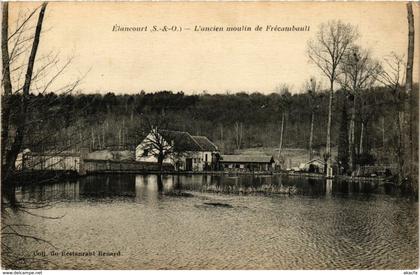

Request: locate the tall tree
(2, 2), (48, 204)
(337, 103), (349, 174)
(377, 53), (406, 184)
(1, 3), (13, 165)
(338, 45), (381, 171)
(275, 84), (292, 161)
(1, 3), (84, 268)
(304, 77), (321, 160)
(234, 121), (243, 150)
(307, 20), (359, 175)
(405, 2), (416, 192)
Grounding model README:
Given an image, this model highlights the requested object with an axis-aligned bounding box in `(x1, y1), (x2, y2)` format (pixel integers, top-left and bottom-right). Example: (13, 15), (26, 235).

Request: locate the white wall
(135, 132), (216, 171)
(135, 132), (174, 164)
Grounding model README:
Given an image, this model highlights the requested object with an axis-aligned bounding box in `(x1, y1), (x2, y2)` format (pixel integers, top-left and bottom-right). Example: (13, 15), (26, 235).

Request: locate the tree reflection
(325, 179), (333, 197)
(157, 174), (164, 193)
(174, 174), (182, 190)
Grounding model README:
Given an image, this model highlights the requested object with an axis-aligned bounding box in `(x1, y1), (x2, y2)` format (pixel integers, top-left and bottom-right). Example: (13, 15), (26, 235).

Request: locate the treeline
(11, 85), (417, 166)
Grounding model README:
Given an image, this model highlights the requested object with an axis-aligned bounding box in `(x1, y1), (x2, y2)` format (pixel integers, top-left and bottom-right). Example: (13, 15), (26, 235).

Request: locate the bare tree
(304, 77), (321, 160)
(275, 83), (292, 161)
(358, 89), (381, 156)
(307, 20), (359, 175)
(2, 3), (87, 268)
(2, 2), (84, 200)
(377, 52), (406, 184)
(1, 3), (13, 164)
(218, 123), (224, 153)
(405, 2), (416, 191)
(338, 45), (381, 171)
(234, 121), (243, 150)
(138, 115), (173, 173)
(144, 128), (172, 170)
(277, 113), (285, 160)
(377, 53), (405, 93)
(2, 2), (48, 205)
(274, 83), (292, 96)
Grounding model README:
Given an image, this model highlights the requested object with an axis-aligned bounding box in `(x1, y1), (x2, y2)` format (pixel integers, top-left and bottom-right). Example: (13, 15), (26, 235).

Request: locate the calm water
(3, 174), (418, 269)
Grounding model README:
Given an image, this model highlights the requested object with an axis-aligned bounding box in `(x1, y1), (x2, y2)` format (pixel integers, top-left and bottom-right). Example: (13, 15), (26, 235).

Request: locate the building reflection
(325, 179), (333, 197)
(18, 181), (80, 202)
(79, 174), (136, 198)
(15, 174), (395, 203)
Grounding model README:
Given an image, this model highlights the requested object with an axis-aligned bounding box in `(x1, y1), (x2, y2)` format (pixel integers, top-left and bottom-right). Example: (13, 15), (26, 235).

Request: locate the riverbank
(86, 170), (390, 182)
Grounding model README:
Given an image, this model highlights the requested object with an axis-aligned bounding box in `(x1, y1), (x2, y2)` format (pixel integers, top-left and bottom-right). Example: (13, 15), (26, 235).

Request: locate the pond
(2, 174), (418, 269)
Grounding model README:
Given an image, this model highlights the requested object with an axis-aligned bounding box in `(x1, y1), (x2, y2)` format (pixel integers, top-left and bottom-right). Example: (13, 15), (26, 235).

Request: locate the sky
(8, 2), (420, 94)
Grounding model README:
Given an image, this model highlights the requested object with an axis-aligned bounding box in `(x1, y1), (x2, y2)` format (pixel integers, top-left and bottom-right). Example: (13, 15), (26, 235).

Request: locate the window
(142, 149), (149, 157)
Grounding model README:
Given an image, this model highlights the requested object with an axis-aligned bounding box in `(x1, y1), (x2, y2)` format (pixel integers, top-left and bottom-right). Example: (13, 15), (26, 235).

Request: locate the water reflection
(80, 174), (136, 198)
(18, 181), (80, 202)
(325, 179), (333, 198)
(8, 173), (419, 269)
(16, 174), (406, 202)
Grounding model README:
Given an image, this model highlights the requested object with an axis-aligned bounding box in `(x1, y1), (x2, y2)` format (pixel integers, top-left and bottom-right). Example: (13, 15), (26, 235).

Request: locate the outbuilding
(299, 159), (326, 174)
(220, 155), (275, 172)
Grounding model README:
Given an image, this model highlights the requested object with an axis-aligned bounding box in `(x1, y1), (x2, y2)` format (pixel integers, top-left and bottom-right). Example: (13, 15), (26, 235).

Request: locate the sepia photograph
(1, 1), (419, 271)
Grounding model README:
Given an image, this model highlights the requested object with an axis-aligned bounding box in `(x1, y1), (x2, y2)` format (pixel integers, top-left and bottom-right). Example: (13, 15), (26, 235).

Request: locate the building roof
(86, 150), (114, 160)
(192, 136), (218, 151)
(26, 150), (80, 157)
(142, 129), (218, 152)
(220, 154), (274, 163)
(305, 159), (326, 166)
(159, 130), (203, 152)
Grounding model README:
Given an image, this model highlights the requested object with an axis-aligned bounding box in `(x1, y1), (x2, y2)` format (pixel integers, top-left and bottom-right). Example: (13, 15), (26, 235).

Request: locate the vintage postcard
(1, 1), (419, 271)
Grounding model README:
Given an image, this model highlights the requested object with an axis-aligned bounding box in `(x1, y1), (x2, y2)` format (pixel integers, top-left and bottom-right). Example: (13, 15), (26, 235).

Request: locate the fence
(17, 152), (175, 175)
(21, 153), (80, 172)
(83, 159), (174, 173)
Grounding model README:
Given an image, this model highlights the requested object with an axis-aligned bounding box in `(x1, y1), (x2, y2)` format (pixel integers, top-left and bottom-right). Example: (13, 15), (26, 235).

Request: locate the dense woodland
(9, 85), (418, 167)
